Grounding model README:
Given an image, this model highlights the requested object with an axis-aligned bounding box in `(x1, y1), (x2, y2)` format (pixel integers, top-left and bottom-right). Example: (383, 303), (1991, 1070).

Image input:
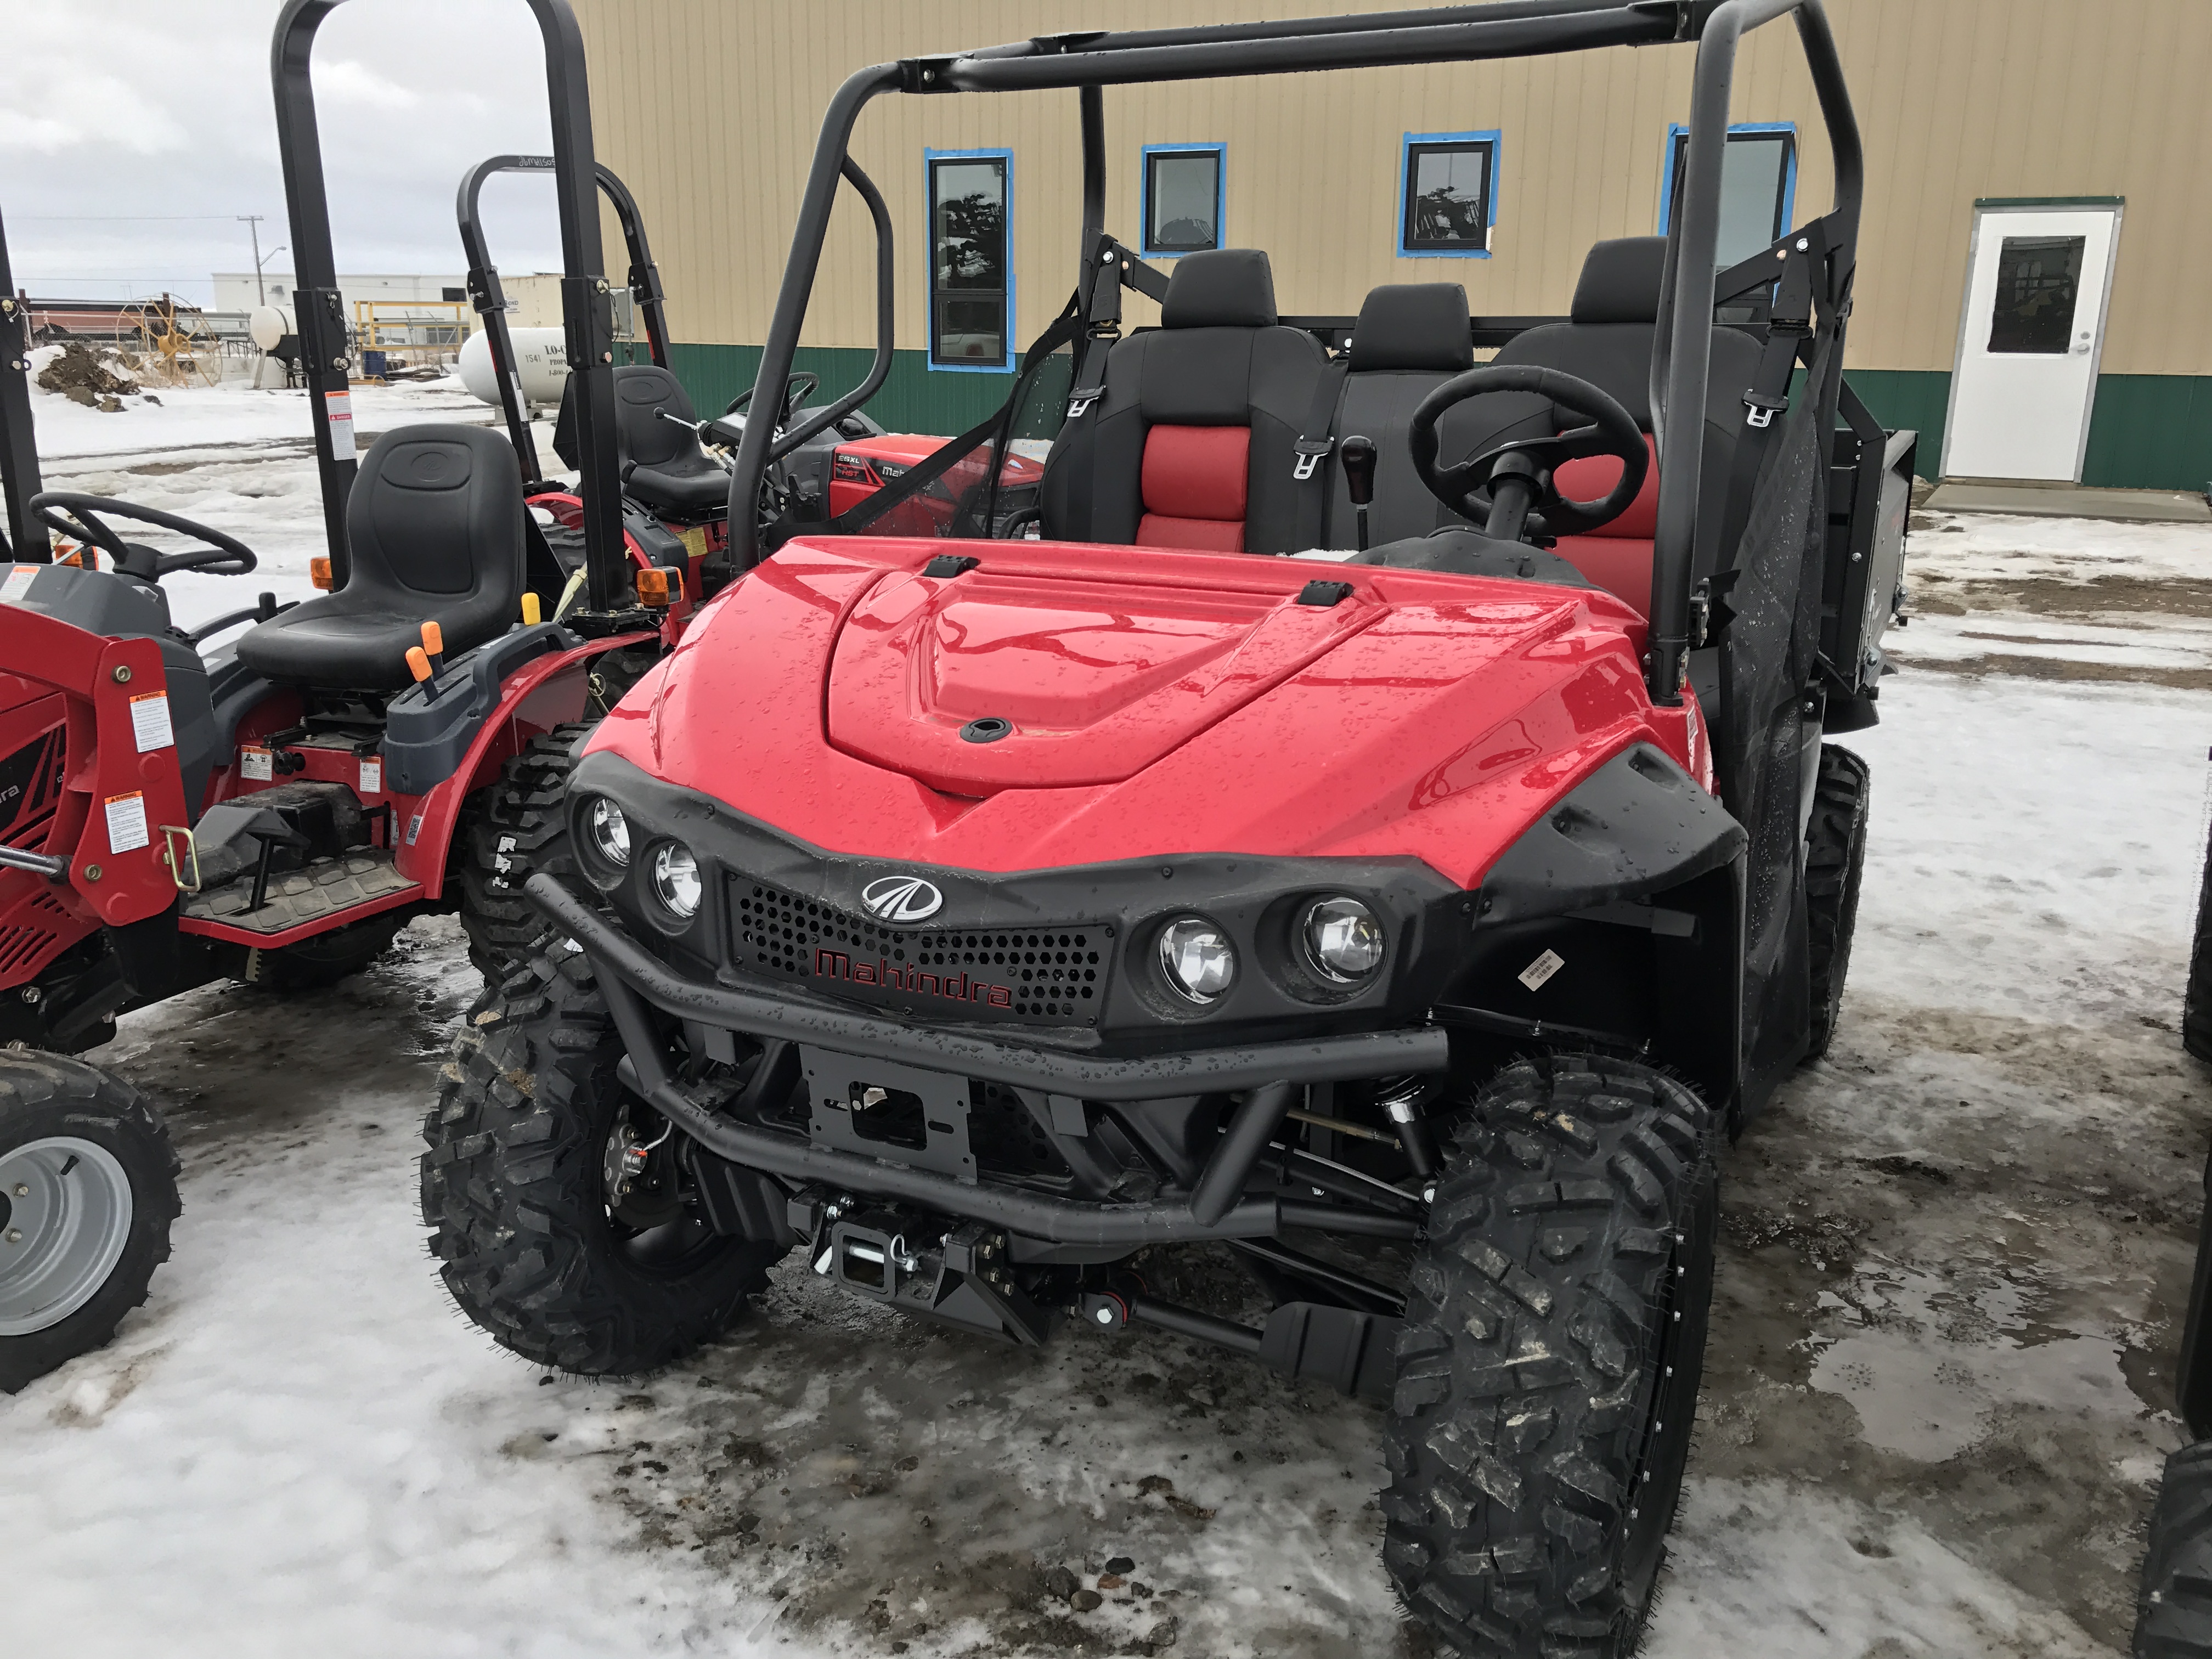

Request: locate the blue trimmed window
(1141, 144), (1224, 257)
(927, 148), (1013, 372)
(1657, 122), (1797, 267)
(1397, 131), (1499, 258)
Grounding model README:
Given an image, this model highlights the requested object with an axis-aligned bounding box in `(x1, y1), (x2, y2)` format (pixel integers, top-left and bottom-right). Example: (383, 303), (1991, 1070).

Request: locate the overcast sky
(2, 0), (572, 307)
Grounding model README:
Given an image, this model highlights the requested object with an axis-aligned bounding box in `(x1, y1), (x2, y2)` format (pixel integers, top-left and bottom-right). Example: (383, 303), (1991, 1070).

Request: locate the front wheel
(455, 722), (595, 984)
(0, 1051), (180, 1393)
(420, 950), (788, 1374)
(1382, 1055), (1718, 1658)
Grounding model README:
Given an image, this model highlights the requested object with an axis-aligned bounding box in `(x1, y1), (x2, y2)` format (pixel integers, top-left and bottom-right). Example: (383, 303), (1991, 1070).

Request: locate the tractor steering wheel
(30, 492), (258, 580)
(1408, 365), (1647, 544)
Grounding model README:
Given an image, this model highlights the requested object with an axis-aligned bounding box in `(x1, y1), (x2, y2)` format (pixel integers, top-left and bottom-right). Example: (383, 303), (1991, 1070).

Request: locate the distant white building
(210, 272), (471, 315)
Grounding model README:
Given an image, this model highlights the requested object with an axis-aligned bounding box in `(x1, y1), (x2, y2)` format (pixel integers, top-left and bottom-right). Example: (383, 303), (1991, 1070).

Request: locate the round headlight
(650, 842), (702, 919)
(583, 796), (630, 867)
(1302, 896), (1385, 983)
(1158, 916), (1235, 1005)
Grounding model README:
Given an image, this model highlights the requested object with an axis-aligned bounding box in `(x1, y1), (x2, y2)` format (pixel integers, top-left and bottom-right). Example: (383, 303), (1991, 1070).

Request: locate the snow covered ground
(6, 377), (2212, 1657)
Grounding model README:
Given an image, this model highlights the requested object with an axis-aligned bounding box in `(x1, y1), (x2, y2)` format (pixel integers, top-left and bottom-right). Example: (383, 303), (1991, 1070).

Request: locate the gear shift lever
(1339, 435), (1377, 552)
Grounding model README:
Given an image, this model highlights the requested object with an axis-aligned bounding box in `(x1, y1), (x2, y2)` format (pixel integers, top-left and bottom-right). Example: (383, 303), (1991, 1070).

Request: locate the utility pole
(239, 215), (267, 303)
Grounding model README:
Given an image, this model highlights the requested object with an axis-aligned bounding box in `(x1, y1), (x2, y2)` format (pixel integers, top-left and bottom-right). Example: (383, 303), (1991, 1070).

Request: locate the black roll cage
(269, 0), (635, 618)
(456, 153), (673, 492)
(726, 0), (1864, 706)
(0, 206), (47, 562)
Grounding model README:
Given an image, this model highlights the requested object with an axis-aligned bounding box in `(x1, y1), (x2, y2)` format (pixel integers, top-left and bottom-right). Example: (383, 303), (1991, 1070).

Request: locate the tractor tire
(420, 949), (787, 1374)
(455, 721), (595, 983)
(0, 1051), (179, 1393)
(1382, 1055), (1718, 1659)
(1804, 743), (1871, 1062)
(2185, 814), (2212, 1063)
(2135, 1438), (2212, 1656)
(243, 913), (404, 993)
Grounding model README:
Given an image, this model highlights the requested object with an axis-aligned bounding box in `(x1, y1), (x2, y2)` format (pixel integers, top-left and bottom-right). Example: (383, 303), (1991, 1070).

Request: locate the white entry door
(1943, 204), (2121, 481)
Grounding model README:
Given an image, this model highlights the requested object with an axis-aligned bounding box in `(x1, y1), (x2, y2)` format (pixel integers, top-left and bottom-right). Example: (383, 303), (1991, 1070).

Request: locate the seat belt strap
(1714, 248), (1818, 580)
(1290, 360), (1351, 550)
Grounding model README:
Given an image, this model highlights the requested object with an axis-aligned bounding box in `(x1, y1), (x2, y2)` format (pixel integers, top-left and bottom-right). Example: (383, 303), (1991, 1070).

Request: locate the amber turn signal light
(311, 556), (334, 591)
(405, 646), (432, 683)
(635, 568), (671, 608)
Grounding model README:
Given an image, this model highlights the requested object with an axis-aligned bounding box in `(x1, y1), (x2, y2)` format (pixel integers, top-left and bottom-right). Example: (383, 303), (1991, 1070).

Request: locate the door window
(1986, 235), (2085, 354)
(928, 153), (1011, 371)
(1142, 146), (1223, 256)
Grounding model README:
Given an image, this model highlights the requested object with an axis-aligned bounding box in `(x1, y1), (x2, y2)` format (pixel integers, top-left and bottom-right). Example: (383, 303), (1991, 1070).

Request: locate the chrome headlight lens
(650, 842), (702, 919)
(1158, 916), (1235, 1005)
(583, 796), (630, 867)
(1301, 896), (1385, 983)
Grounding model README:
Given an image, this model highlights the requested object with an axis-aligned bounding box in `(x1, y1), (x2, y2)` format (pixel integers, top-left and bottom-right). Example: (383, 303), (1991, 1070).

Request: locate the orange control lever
(405, 646), (432, 684)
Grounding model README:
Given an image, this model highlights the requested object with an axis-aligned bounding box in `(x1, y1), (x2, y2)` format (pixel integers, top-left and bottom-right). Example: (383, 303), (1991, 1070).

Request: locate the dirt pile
(36, 341), (139, 400)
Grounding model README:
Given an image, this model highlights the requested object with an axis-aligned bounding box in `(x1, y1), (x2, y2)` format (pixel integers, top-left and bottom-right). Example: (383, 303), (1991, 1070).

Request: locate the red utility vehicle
(426, 5), (1911, 1655)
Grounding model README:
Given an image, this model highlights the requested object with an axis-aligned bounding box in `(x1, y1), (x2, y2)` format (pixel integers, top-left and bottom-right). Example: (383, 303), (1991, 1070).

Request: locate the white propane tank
(458, 328), (570, 407)
(248, 305), (295, 351)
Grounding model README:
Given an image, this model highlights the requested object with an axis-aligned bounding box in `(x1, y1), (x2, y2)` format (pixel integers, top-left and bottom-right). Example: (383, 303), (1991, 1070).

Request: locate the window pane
(1987, 235), (2084, 354)
(1404, 143), (1489, 250)
(935, 296), (1003, 364)
(1669, 131), (1792, 266)
(933, 160), (1005, 292)
(1148, 151), (1219, 252)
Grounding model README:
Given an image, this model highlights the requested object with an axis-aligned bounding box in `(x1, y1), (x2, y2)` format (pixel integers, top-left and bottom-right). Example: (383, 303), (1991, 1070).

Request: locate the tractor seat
(556, 364), (729, 518)
(234, 424), (524, 690)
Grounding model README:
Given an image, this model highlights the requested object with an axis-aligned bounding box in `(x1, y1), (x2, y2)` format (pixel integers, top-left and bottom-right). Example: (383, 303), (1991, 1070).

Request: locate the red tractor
(425, 4), (1909, 1655)
(0, 0), (679, 1391)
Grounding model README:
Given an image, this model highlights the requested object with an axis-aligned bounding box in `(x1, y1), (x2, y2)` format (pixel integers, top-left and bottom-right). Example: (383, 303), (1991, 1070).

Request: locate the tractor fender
(392, 629), (653, 896)
(1475, 741), (1746, 924)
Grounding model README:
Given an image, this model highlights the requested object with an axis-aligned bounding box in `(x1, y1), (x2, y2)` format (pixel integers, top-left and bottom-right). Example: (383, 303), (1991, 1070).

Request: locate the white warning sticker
(1517, 948), (1566, 992)
(104, 791), (150, 854)
(359, 758), (382, 794)
(0, 565), (37, 603)
(405, 814), (424, 846)
(325, 389), (356, 463)
(241, 747), (274, 782)
(129, 691), (174, 753)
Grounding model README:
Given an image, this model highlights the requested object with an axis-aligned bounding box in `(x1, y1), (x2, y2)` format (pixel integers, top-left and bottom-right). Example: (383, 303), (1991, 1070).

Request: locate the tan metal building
(571, 0), (2212, 490)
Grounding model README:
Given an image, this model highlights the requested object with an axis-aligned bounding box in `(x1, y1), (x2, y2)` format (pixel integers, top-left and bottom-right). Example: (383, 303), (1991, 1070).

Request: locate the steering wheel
(1407, 365), (1647, 543)
(30, 492), (257, 580)
(724, 372), (820, 424)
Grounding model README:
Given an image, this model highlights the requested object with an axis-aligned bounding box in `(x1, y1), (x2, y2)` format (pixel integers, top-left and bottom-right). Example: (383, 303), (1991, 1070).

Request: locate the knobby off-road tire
(420, 949), (786, 1374)
(243, 913), (404, 993)
(1804, 743), (1871, 1062)
(2135, 1439), (2212, 1657)
(455, 721), (595, 984)
(2185, 813), (2212, 1063)
(1382, 1056), (1719, 1658)
(0, 1051), (179, 1393)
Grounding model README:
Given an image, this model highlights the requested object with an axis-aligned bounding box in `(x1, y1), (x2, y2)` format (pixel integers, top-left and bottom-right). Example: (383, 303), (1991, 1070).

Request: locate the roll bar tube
(0, 205), (46, 561)
(457, 153), (674, 487)
(766, 159), (896, 464)
(269, 0), (630, 613)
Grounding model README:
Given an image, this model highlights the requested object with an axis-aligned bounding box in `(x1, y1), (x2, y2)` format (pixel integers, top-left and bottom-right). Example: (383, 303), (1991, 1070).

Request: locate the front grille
(730, 878), (1110, 1026)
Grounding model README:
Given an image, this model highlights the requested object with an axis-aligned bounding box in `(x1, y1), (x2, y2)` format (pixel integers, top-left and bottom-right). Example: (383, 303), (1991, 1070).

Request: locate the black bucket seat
(235, 424), (524, 690)
(555, 364), (728, 519)
(1040, 249), (1328, 552)
(1319, 282), (1488, 549)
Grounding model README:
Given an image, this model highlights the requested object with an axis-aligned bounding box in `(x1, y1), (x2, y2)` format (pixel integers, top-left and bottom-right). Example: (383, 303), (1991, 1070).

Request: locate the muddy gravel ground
(3, 409), (2210, 1657)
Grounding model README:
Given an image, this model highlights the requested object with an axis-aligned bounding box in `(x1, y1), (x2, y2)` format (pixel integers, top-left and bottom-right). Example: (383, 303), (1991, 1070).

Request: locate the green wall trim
(668, 342), (2211, 494)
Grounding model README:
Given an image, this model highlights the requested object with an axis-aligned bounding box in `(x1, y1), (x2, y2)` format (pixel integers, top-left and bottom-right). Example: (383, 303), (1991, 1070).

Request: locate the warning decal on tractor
(241, 747), (274, 782)
(0, 565), (37, 603)
(104, 791), (150, 854)
(129, 692), (175, 753)
(359, 758), (382, 793)
(325, 390), (356, 462)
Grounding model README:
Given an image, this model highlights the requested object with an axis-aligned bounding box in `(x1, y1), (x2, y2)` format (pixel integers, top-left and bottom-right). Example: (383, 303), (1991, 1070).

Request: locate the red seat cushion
(1551, 435), (1658, 615)
(1137, 424), (1249, 550)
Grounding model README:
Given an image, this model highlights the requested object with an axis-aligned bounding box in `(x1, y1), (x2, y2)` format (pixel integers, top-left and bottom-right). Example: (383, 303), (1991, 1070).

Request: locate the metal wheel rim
(0, 1136), (136, 1336)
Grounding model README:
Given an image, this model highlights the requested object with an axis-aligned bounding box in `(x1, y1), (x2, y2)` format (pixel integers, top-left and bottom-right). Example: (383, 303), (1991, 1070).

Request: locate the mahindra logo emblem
(860, 874), (944, 924)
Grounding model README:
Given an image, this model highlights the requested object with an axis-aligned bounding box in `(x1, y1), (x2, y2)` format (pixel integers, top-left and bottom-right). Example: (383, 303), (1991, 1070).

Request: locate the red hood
(587, 539), (1700, 889)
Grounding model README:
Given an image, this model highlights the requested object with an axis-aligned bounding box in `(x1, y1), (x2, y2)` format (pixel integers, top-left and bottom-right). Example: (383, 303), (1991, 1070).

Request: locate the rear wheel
(1804, 743), (1871, 1061)
(455, 722), (594, 983)
(420, 949), (787, 1374)
(1382, 1055), (1718, 1658)
(243, 913), (404, 992)
(0, 1051), (179, 1393)
(2185, 816), (2212, 1063)
(2135, 1439), (2212, 1656)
